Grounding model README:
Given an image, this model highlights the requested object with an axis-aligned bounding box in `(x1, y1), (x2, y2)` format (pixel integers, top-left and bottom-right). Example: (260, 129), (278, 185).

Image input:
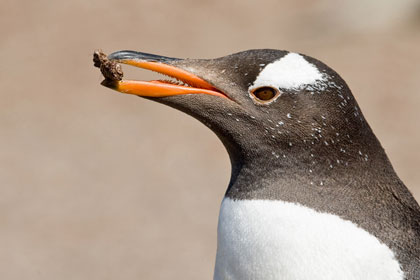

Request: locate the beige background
(1, 0), (419, 279)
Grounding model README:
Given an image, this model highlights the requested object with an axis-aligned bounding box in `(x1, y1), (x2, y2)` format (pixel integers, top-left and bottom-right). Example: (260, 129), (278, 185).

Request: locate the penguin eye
(250, 86), (280, 104)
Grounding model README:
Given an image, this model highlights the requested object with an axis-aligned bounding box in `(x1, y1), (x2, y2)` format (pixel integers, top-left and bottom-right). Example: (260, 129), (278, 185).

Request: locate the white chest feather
(214, 198), (403, 280)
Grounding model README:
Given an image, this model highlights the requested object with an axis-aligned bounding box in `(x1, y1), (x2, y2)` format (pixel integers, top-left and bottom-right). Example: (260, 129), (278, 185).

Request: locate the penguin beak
(101, 50), (228, 99)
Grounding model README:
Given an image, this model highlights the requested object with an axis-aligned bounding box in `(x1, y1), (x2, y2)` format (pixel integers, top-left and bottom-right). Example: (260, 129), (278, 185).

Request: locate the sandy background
(1, 0), (419, 279)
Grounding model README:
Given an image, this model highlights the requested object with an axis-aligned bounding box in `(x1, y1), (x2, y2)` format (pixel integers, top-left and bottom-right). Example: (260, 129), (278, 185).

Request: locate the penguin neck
(222, 125), (395, 200)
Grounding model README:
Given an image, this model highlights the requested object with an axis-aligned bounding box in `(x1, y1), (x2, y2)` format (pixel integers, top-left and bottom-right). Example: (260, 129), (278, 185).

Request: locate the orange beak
(102, 52), (227, 99)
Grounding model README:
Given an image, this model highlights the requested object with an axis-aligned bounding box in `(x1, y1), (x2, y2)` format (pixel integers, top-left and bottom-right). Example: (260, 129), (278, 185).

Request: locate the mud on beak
(95, 50), (227, 99)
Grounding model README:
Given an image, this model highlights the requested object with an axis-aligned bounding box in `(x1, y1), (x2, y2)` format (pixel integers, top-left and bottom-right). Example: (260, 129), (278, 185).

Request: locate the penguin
(94, 49), (420, 280)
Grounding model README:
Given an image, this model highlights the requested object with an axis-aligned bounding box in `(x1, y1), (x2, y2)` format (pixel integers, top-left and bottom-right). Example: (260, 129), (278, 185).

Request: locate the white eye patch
(250, 53), (326, 91)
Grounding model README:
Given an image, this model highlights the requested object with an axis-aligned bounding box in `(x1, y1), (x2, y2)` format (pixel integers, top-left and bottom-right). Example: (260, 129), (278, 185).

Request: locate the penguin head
(103, 49), (377, 169)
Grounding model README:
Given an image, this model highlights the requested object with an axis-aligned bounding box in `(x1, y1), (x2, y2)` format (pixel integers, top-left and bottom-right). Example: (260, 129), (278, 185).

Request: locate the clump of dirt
(93, 50), (123, 81)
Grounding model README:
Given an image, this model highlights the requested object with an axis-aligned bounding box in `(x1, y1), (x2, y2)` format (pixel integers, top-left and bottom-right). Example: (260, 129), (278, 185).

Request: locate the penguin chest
(214, 198), (403, 280)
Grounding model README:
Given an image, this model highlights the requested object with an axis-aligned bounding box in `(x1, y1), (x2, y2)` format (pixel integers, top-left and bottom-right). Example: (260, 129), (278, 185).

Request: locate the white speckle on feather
(271, 151), (280, 158)
(287, 113), (292, 119)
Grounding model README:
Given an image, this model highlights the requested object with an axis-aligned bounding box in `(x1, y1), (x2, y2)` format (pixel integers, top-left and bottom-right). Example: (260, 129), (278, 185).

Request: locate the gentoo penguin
(94, 49), (420, 280)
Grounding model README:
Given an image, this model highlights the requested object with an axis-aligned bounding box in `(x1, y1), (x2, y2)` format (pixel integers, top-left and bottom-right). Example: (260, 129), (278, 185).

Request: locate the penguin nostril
(250, 86), (281, 104)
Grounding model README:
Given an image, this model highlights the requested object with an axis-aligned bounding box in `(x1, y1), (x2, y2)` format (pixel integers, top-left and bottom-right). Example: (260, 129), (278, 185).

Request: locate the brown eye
(250, 87), (280, 103)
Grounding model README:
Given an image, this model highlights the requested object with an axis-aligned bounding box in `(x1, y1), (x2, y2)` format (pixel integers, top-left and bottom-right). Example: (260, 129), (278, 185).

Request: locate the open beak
(99, 50), (227, 99)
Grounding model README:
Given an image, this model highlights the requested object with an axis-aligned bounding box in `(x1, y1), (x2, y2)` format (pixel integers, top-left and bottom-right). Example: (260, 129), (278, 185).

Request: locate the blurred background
(1, 0), (419, 279)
